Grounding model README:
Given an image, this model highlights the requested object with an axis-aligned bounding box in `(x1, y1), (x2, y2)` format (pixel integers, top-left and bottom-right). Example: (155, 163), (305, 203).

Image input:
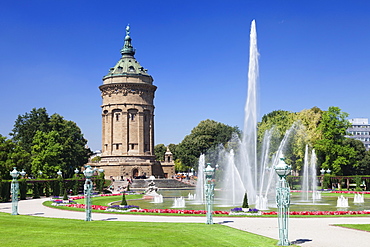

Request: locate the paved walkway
(1, 198), (370, 246)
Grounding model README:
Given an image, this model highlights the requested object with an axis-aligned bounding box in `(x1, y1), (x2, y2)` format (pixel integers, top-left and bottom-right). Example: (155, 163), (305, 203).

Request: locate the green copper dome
(104, 25), (151, 79)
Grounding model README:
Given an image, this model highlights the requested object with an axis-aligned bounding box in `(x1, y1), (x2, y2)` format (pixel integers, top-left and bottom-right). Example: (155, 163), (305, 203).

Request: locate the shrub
(32, 182), (40, 199)
(19, 179), (27, 200)
(242, 192), (249, 208)
(121, 193), (128, 206)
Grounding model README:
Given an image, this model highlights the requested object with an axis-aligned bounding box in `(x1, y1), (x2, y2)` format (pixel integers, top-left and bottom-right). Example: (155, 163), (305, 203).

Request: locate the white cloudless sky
(1, 1), (370, 151)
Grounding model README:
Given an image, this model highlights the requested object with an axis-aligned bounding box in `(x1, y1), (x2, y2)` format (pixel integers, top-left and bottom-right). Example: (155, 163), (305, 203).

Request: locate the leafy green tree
(174, 159), (186, 173)
(11, 108), (50, 153)
(176, 119), (240, 168)
(49, 114), (91, 178)
(168, 143), (178, 160)
(154, 144), (167, 161)
(358, 151), (370, 175)
(0, 135), (16, 179)
(0, 135), (30, 179)
(314, 106), (353, 175)
(31, 131), (64, 178)
(291, 107), (323, 171)
(257, 110), (296, 143)
(342, 138), (367, 175)
(8, 108), (91, 178)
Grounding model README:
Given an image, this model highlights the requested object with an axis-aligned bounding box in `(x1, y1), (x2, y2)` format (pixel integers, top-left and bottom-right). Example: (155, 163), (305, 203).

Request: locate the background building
(346, 118), (370, 150)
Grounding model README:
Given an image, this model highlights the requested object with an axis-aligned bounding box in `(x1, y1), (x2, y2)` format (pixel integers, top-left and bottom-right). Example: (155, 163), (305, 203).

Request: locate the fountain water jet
(194, 154), (205, 204)
(172, 197), (185, 208)
(219, 149), (246, 206)
(301, 146), (319, 203)
(152, 194), (163, 203)
(354, 193), (365, 204)
(337, 195), (349, 208)
(208, 20), (303, 209)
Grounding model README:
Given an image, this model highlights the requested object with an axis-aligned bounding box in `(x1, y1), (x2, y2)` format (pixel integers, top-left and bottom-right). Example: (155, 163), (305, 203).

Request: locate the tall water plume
(199, 20), (303, 208)
(240, 19), (259, 203)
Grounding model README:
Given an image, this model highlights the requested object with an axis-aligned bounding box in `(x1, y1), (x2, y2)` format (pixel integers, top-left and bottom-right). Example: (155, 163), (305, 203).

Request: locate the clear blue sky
(1, 1), (370, 151)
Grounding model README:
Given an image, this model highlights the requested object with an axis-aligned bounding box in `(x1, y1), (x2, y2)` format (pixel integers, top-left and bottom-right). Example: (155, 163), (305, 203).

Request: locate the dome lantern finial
(120, 24), (136, 56)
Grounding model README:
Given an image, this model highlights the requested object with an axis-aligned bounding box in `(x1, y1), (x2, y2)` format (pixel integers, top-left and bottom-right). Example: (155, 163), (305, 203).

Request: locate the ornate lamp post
(83, 165), (94, 221)
(274, 155), (291, 246)
(10, 167), (20, 215)
(204, 163), (215, 225)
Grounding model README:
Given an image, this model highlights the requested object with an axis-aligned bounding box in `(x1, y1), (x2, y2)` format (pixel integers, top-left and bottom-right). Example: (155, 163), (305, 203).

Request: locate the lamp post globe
(203, 163), (215, 225)
(57, 170), (62, 177)
(275, 156), (291, 179)
(204, 163), (215, 179)
(20, 169), (26, 178)
(10, 167), (19, 179)
(274, 155), (291, 246)
(83, 166), (94, 178)
(320, 168), (325, 175)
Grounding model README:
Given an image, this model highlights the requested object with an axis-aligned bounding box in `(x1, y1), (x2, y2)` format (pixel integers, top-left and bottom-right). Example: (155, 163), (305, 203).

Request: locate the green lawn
(335, 224), (370, 232)
(0, 212), (279, 246)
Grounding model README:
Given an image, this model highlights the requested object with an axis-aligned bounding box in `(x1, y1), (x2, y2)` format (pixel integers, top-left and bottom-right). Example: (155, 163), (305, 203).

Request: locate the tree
(357, 151), (370, 175)
(31, 131), (64, 178)
(176, 119), (240, 168)
(11, 108), (50, 153)
(0, 135), (16, 179)
(314, 106), (353, 175)
(154, 144), (166, 161)
(342, 138), (368, 175)
(49, 114), (91, 178)
(257, 110), (296, 143)
(9, 108), (91, 178)
(291, 107), (323, 171)
(0, 135), (30, 179)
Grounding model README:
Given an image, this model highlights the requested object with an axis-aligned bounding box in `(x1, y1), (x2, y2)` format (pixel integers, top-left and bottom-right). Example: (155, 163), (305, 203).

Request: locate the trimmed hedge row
(0, 177), (109, 202)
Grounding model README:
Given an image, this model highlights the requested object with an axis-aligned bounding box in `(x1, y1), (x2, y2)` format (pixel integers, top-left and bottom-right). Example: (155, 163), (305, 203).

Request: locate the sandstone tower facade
(95, 26), (174, 179)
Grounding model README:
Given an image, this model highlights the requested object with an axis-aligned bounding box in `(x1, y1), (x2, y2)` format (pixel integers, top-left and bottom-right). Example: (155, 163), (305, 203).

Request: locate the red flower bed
(126, 208), (229, 215)
(62, 203), (229, 215)
(330, 191), (370, 194)
(64, 204), (108, 210)
(262, 210), (370, 216)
